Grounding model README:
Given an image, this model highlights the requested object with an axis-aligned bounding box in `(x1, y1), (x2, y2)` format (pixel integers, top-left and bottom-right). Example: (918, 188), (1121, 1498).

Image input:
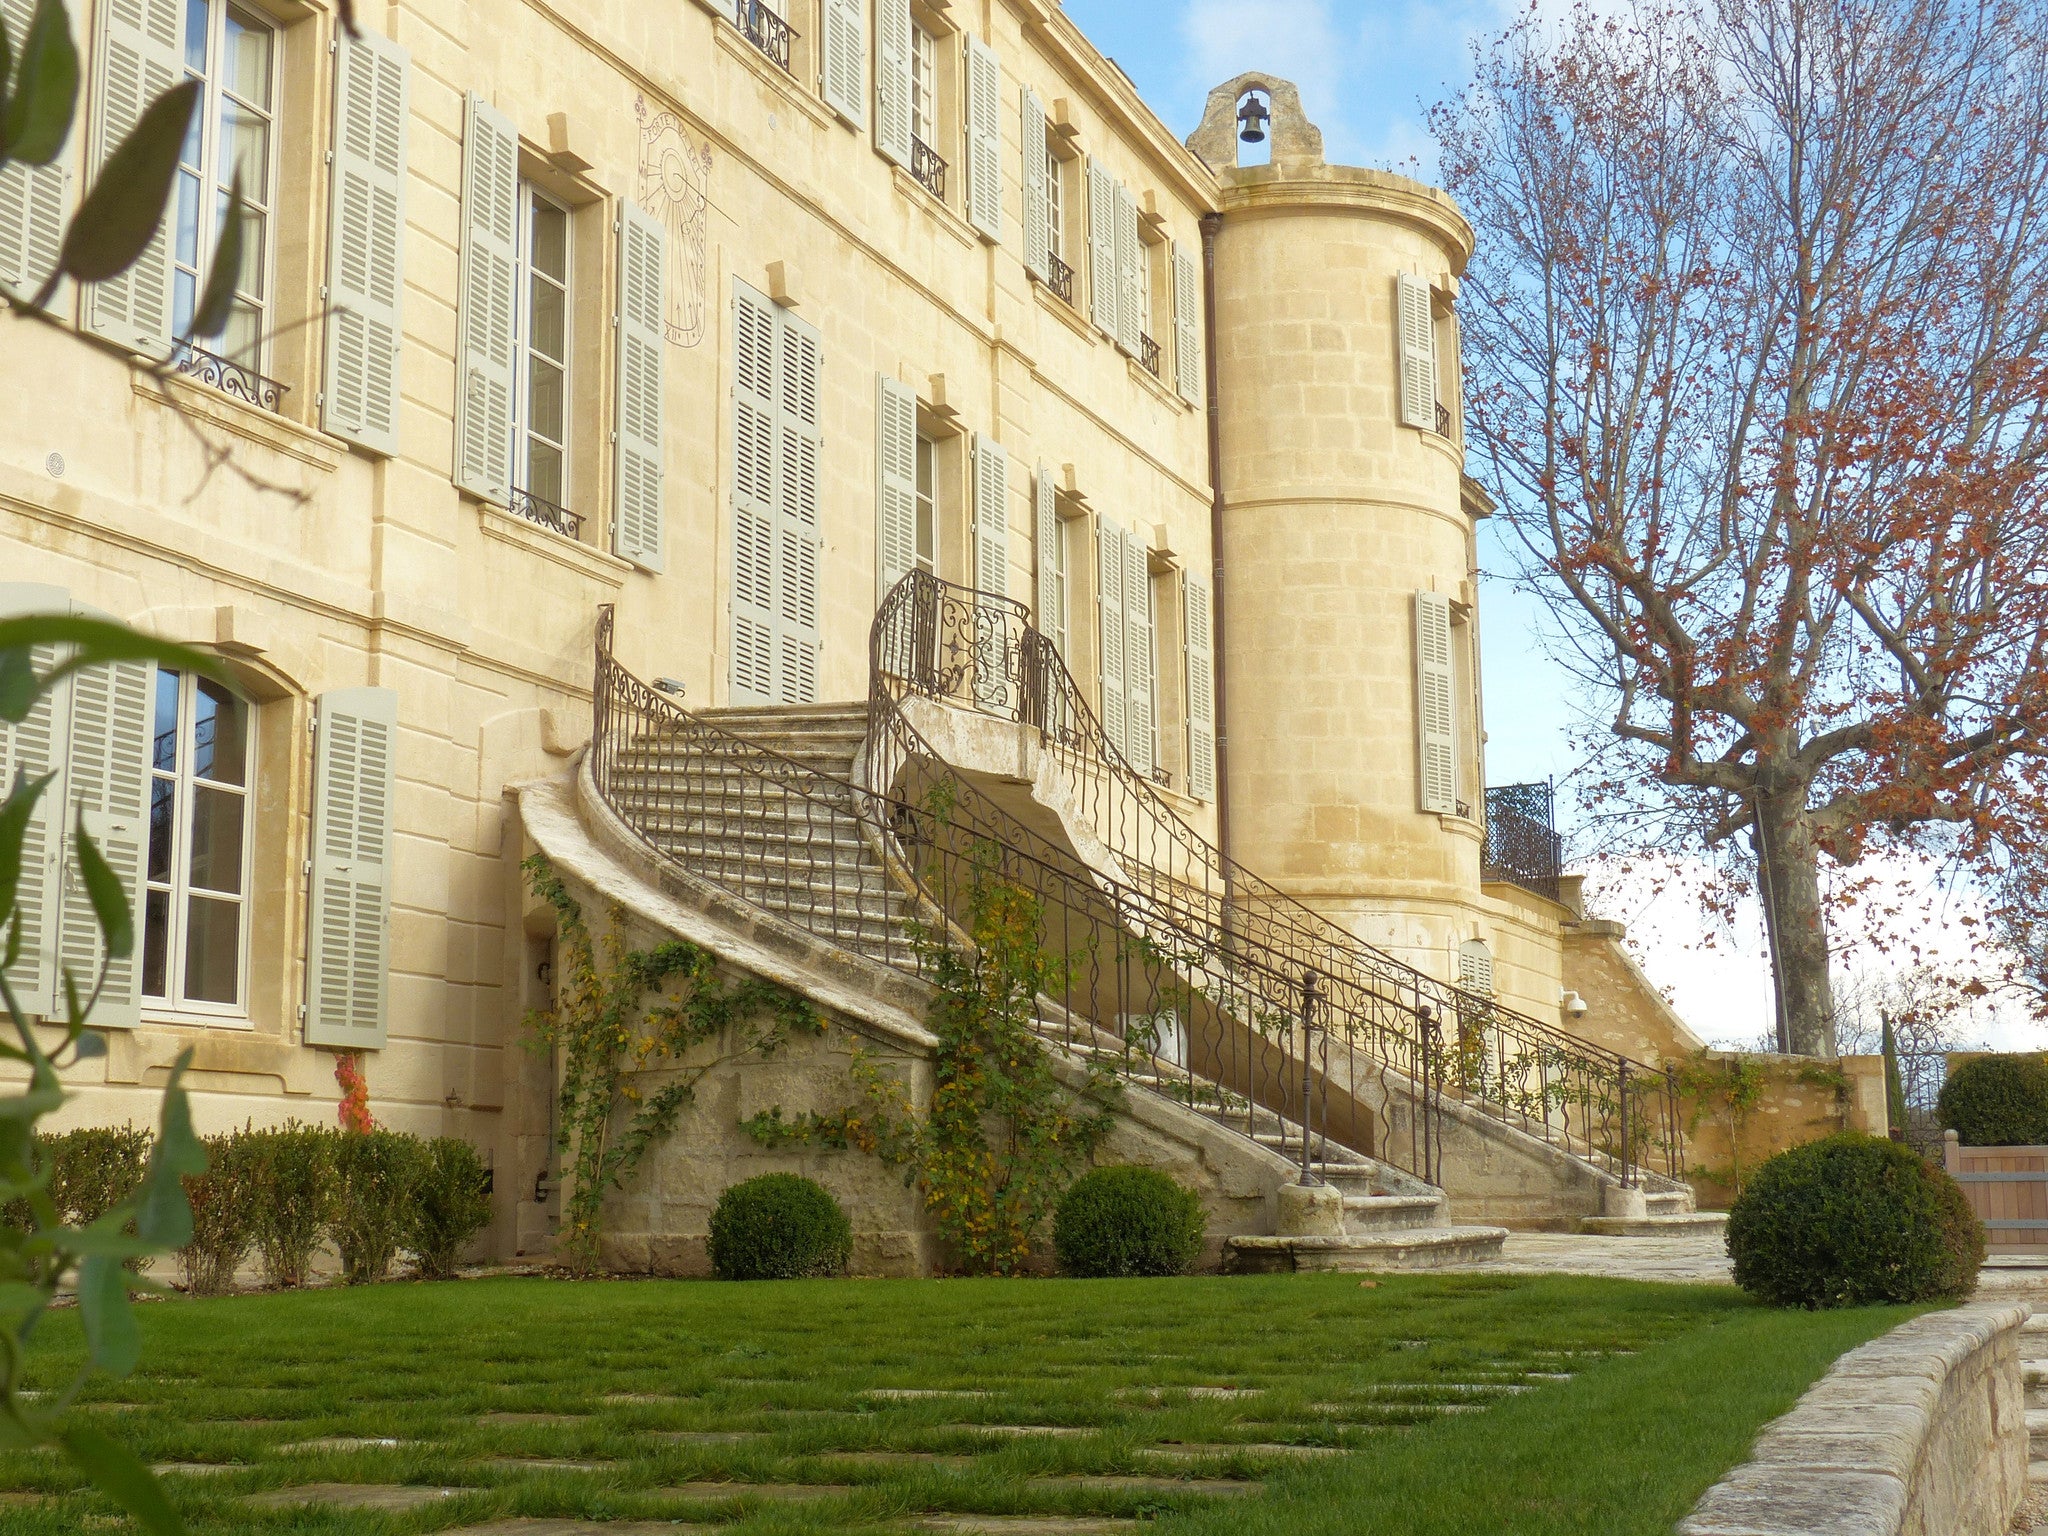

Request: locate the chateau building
(0, 0), (1774, 1270)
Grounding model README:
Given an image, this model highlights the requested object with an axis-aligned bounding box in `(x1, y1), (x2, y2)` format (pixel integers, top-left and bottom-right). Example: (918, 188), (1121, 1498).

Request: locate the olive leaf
(73, 813), (132, 962)
(186, 167), (243, 341)
(58, 1425), (187, 1536)
(57, 78), (196, 284)
(0, 770), (54, 926)
(0, 0), (79, 166)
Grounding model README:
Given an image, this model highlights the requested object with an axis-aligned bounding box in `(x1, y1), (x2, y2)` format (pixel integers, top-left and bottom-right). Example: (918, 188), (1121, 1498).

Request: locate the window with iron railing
(1046, 251), (1075, 305)
(1482, 781), (1564, 902)
(508, 487), (584, 541)
(735, 0), (794, 71)
(172, 344), (289, 414)
(911, 136), (948, 200)
(1139, 333), (1162, 377)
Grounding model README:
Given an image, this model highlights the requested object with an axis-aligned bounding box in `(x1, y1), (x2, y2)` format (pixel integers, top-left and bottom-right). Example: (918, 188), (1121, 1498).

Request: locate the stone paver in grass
(864, 1388), (993, 1401)
(482, 1411), (586, 1426)
(653, 1481), (855, 1504)
(1117, 1385), (1264, 1401)
(1024, 1475), (1263, 1497)
(482, 1457), (613, 1473)
(646, 1430), (765, 1445)
(1138, 1442), (1348, 1462)
(151, 1462), (247, 1477)
(916, 1520), (1141, 1534)
(440, 1523), (715, 1536)
(243, 1482), (463, 1511)
(938, 1424), (1096, 1439)
(277, 1435), (415, 1454)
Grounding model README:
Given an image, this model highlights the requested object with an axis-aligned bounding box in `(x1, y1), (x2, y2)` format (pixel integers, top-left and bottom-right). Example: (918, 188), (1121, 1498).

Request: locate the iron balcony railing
(1046, 251), (1076, 305)
(734, 0), (793, 70)
(867, 570), (1686, 1188)
(508, 486), (584, 541)
(910, 135), (947, 200)
(1436, 399), (1454, 438)
(1483, 781), (1564, 903)
(1139, 333), (1163, 377)
(172, 343), (288, 413)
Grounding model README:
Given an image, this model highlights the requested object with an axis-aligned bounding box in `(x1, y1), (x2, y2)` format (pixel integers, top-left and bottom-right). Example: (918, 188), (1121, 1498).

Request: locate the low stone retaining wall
(1678, 1301), (2028, 1536)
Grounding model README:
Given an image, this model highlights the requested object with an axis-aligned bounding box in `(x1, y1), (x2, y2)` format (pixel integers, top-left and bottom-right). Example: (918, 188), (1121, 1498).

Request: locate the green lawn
(4, 1273), (1918, 1535)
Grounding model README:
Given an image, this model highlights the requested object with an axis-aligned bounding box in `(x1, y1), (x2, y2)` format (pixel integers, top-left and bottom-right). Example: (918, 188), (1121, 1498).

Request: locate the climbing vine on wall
(1674, 1049), (1848, 1196)
(522, 855), (823, 1272)
(744, 841), (1119, 1275)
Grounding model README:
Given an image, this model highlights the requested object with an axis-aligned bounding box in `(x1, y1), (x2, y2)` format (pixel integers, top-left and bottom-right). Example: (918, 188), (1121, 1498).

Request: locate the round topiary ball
(1936, 1054), (2048, 1147)
(1053, 1165), (1206, 1278)
(707, 1173), (852, 1281)
(1727, 1132), (1984, 1308)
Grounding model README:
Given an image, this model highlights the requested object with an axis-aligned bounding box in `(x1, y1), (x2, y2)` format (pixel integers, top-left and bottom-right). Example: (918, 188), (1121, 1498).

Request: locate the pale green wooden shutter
(1399, 272), (1437, 430)
(1459, 938), (1495, 996)
(874, 0), (912, 168)
(1416, 590), (1457, 813)
(964, 35), (1002, 241)
(1172, 241), (1201, 405)
(876, 374), (919, 601)
(1123, 529), (1154, 777)
(1034, 462), (1058, 646)
(322, 27), (409, 455)
(973, 435), (1009, 599)
(0, 583), (69, 1019)
(614, 200), (667, 570)
(775, 308), (824, 704)
(84, 0), (181, 355)
(1097, 519), (1127, 754)
(1021, 88), (1049, 284)
(1113, 180), (1141, 357)
(54, 601), (152, 1030)
(0, 0), (69, 300)
(731, 283), (780, 704)
(1185, 575), (1215, 802)
(821, 0), (866, 127)
(1087, 159), (1116, 337)
(306, 687), (396, 1048)
(454, 93), (518, 502)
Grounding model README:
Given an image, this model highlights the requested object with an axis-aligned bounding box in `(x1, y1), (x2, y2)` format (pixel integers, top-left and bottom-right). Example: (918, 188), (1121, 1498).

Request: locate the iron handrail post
(1617, 1057), (1633, 1187)
(1299, 970), (1321, 1185)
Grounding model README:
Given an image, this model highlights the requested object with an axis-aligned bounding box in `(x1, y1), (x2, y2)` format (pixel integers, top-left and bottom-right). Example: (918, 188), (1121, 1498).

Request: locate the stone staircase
(2024, 1312), (2048, 1476)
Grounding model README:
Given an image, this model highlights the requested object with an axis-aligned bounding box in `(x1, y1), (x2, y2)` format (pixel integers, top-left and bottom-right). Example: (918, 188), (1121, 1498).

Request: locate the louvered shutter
(972, 436), (1009, 599)
(54, 601), (151, 1031)
(1034, 463), (1058, 645)
(821, 0), (866, 127)
(876, 374), (919, 601)
(1398, 271), (1437, 430)
(964, 35), (1002, 241)
(0, 0), (69, 301)
(1123, 531), (1154, 777)
(731, 283), (780, 705)
(874, 0), (912, 168)
(1185, 576), (1215, 802)
(84, 0), (181, 354)
(614, 201), (667, 570)
(775, 308), (824, 704)
(1021, 88), (1049, 283)
(322, 27), (409, 455)
(454, 93), (518, 502)
(1172, 242), (1201, 405)
(1086, 159), (1116, 337)
(1459, 939), (1495, 996)
(1113, 181), (1141, 357)
(1096, 520), (1126, 755)
(0, 584), (69, 1019)
(1415, 590), (1457, 813)
(305, 687), (395, 1049)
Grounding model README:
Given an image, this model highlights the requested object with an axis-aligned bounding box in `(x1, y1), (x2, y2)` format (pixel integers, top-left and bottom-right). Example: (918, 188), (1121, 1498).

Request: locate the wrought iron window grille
(1150, 764), (1172, 789)
(171, 343), (289, 414)
(1435, 399), (1453, 438)
(1046, 251), (1076, 305)
(1483, 780), (1564, 903)
(509, 486), (585, 540)
(910, 135), (948, 200)
(734, 0), (794, 71)
(1139, 333), (1162, 377)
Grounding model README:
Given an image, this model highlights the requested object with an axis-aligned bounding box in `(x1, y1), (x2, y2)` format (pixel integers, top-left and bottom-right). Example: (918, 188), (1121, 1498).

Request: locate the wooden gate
(1945, 1132), (2048, 1253)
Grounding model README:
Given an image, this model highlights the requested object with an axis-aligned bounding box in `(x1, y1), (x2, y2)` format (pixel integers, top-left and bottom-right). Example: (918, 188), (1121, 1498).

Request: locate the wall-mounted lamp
(653, 677), (687, 698)
(1237, 93), (1271, 145)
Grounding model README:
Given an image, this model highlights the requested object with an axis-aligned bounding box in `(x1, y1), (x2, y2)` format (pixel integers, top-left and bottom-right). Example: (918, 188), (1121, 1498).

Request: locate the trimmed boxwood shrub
(409, 1136), (495, 1279)
(1053, 1165), (1206, 1278)
(332, 1129), (423, 1285)
(180, 1131), (259, 1296)
(244, 1122), (337, 1288)
(1727, 1132), (1984, 1308)
(1936, 1054), (2048, 1147)
(707, 1174), (852, 1280)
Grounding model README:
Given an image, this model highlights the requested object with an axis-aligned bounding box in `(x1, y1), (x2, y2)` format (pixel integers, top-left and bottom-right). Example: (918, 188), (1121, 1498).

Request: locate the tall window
(1044, 135), (1065, 265)
(1047, 511), (1070, 657)
(144, 671), (253, 1014)
(515, 187), (571, 510)
(173, 1), (277, 369)
(914, 433), (938, 575)
(910, 22), (937, 146)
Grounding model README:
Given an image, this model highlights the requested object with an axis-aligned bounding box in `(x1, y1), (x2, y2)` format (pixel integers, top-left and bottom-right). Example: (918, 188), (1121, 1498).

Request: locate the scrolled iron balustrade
(1483, 781), (1564, 903)
(508, 486), (584, 540)
(734, 0), (794, 70)
(1046, 252), (1076, 305)
(910, 135), (948, 200)
(171, 344), (289, 414)
(1436, 399), (1453, 438)
(1139, 334), (1162, 378)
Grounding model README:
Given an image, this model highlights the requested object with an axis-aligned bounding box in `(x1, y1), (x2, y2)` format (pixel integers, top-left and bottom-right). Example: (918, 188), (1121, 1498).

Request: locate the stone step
(1225, 1225), (1508, 1273)
(1581, 1212), (1729, 1237)
(613, 739), (865, 772)
(1342, 1194), (1445, 1234)
(2029, 1406), (2048, 1455)
(1645, 1189), (1698, 1215)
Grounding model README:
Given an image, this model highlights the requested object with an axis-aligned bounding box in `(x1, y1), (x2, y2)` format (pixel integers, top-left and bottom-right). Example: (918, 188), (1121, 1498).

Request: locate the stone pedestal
(1277, 1182), (1346, 1237)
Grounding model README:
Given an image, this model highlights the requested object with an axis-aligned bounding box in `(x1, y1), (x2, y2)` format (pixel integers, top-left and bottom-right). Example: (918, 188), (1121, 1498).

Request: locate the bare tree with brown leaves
(1435, 0), (2048, 1054)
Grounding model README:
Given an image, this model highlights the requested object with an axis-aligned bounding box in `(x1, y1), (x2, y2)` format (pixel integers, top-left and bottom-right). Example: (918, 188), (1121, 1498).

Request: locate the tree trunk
(1755, 792), (1836, 1057)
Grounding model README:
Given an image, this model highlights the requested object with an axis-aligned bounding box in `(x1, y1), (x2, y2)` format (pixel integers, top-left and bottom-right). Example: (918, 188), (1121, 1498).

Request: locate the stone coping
(1678, 1301), (2029, 1536)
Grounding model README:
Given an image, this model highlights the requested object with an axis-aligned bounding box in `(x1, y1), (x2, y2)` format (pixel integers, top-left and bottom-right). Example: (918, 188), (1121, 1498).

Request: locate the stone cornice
(1216, 166), (1475, 272)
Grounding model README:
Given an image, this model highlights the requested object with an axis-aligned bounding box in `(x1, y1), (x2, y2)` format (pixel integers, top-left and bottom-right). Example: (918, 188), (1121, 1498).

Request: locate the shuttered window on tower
(1415, 590), (1457, 815)
(454, 94), (519, 502)
(1398, 271), (1439, 432)
(322, 24), (408, 455)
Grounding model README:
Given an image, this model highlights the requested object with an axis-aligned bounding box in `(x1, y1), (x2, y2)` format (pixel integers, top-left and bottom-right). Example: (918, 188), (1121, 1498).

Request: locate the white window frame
(514, 182), (572, 512)
(1048, 508), (1069, 658)
(914, 432), (938, 575)
(1044, 134), (1065, 266)
(142, 669), (255, 1024)
(172, 0), (280, 372)
(909, 20), (937, 147)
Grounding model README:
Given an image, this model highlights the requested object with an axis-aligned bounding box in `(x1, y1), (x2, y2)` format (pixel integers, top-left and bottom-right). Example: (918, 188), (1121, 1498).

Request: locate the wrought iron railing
(910, 135), (947, 200)
(1046, 251), (1076, 305)
(509, 486), (584, 540)
(734, 0), (793, 70)
(1483, 781), (1563, 903)
(1139, 334), (1162, 378)
(867, 570), (1687, 1188)
(1436, 399), (1454, 438)
(172, 344), (288, 413)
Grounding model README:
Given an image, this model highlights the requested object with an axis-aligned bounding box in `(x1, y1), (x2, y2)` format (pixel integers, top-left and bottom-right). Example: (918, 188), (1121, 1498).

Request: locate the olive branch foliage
(520, 856), (823, 1273)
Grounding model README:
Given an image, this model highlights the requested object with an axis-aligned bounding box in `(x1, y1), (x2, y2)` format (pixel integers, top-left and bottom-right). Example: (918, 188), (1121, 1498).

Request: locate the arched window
(143, 670), (255, 1013)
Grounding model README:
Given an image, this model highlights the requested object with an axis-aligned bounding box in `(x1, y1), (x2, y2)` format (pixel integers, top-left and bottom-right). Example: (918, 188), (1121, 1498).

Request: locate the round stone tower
(1189, 76), (1501, 992)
